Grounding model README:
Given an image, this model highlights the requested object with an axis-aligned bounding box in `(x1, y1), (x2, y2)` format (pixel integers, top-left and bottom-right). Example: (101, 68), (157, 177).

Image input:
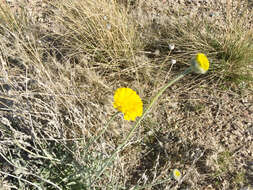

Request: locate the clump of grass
(52, 0), (141, 68)
(215, 151), (233, 177)
(134, 0), (253, 86)
(208, 12), (253, 84)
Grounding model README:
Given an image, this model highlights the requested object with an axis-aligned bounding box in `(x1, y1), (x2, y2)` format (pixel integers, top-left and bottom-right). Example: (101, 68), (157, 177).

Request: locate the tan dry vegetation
(0, 0), (252, 189)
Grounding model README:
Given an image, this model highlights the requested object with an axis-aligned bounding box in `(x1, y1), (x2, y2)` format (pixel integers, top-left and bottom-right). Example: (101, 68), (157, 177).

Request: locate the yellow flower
(172, 169), (182, 181)
(113, 88), (143, 121)
(191, 53), (210, 74)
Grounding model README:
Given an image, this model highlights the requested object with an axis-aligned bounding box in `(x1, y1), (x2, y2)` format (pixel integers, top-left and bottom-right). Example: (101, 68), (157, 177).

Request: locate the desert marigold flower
(172, 169), (182, 181)
(191, 53), (210, 74)
(113, 88), (143, 121)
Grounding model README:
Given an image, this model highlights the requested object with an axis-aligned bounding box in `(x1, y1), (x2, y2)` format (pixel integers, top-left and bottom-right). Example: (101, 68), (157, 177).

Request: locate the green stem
(92, 67), (192, 185)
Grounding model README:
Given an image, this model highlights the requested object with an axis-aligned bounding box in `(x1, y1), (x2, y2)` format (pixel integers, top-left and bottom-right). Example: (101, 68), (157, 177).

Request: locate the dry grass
(0, 0), (252, 189)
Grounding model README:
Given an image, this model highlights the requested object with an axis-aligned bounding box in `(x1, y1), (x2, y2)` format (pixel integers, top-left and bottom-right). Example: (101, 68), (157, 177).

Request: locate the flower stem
(92, 67), (192, 184)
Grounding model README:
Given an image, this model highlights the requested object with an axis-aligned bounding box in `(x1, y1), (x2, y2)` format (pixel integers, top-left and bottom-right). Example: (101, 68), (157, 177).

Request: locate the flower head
(169, 44), (175, 51)
(171, 59), (176, 64)
(172, 169), (182, 181)
(191, 53), (209, 74)
(113, 88), (143, 121)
